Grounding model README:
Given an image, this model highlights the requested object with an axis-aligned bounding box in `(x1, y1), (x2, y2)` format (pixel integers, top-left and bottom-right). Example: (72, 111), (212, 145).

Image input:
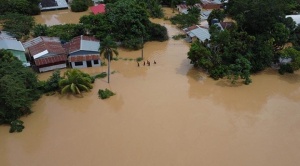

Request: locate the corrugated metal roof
(65, 35), (100, 54)
(189, 26), (210, 42)
(201, 0), (222, 5)
(35, 54), (67, 66)
(286, 15), (300, 25)
(23, 36), (61, 49)
(0, 38), (25, 52)
(68, 54), (100, 62)
(0, 31), (14, 38)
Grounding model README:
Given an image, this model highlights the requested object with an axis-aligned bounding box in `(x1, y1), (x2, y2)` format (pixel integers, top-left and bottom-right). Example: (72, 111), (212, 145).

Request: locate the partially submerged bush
(98, 88), (115, 99)
(93, 72), (107, 79)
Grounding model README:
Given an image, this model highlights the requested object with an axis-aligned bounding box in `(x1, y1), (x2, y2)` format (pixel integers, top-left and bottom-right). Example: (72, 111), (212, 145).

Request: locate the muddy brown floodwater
(1, 8), (300, 166)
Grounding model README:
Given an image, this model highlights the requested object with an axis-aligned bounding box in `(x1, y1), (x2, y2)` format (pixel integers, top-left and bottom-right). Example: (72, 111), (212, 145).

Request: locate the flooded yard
(1, 8), (300, 166)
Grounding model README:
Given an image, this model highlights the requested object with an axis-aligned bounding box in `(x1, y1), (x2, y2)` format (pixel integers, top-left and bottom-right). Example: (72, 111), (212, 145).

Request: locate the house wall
(71, 60), (101, 69)
(9, 50), (27, 64)
(39, 63), (67, 72)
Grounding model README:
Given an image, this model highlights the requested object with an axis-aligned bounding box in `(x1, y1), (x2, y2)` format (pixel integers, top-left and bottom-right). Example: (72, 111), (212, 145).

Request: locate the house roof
(200, 10), (212, 20)
(200, 0), (222, 5)
(35, 54), (67, 66)
(286, 15), (300, 25)
(23, 36), (66, 59)
(90, 4), (106, 14)
(183, 25), (199, 33)
(0, 31), (14, 38)
(0, 37), (25, 52)
(68, 54), (100, 62)
(177, 4), (188, 9)
(40, 0), (68, 11)
(188, 25), (210, 42)
(64, 35), (100, 54)
(220, 22), (234, 29)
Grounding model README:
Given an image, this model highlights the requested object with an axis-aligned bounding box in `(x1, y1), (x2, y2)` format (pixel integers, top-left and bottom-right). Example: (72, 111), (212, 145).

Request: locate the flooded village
(1, 1), (300, 166)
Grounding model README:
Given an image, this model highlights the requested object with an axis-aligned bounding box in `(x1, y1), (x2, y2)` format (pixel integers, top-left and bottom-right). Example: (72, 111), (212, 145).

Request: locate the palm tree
(59, 69), (93, 95)
(99, 35), (118, 83)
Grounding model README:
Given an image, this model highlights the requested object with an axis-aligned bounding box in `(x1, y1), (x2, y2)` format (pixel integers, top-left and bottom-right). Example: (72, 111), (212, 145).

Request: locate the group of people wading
(137, 60), (156, 67)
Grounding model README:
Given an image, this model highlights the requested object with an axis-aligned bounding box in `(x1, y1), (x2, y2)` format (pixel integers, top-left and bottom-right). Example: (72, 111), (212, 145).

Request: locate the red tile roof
(90, 4), (105, 15)
(68, 54), (100, 62)
(35, 54), (66, 66)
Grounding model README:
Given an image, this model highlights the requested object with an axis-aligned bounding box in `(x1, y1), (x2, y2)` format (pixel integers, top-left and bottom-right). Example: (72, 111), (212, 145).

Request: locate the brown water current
(1, 8), (300, 166)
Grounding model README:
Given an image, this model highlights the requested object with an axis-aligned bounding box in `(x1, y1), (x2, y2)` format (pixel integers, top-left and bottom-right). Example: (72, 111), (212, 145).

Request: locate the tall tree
(99, 36), (119, 83)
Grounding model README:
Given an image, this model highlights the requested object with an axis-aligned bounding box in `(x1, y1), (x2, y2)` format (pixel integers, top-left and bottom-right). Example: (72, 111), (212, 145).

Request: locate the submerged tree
(59, 69), (93, 95)
(99, 36), (119, 83)
(0, 49), (41, 132)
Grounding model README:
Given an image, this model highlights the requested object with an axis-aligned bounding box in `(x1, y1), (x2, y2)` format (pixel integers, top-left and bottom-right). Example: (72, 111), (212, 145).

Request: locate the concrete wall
(39, 63), (67, 72)
(71, 60), (101, 69)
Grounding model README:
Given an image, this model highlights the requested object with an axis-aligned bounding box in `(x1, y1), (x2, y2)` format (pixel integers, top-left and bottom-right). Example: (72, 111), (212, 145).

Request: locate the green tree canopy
(0, 13), (35, 40)
(105, 0), (168, 49)
(0, 49), (41, 132)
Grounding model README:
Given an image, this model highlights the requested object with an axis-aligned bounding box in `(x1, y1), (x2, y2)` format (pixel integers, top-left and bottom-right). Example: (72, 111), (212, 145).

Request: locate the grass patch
(172, 34), (186, 40)
(136, 57), (143, 62)
(111, 70), (117, 74)
(129, 58), (133, 61)
(98, 88), (115, 99)
(124, 58), (128, 61)
(112, 57), (119, 61)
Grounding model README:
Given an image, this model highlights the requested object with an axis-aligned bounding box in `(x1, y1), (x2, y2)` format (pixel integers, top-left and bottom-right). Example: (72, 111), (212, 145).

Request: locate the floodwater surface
(1, 8), (300, 166)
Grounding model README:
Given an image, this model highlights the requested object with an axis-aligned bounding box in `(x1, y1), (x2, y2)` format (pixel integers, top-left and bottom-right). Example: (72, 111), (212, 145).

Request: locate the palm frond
(61, 84), (71, 94)
(75, 85), (81, 94)
(77, 84), (90, 92)
(70, 83), (76, 94)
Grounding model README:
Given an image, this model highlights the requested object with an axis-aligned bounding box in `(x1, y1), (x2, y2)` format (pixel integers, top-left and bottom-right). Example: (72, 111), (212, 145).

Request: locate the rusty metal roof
(68, 54), (100, 62)
(35, 54), (67, 66)
(64, 35), (100, 54)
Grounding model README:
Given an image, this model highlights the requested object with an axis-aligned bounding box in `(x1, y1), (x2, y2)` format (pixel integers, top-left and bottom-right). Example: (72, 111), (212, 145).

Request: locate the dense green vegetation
(0, 0), (40, 15)
(187, 0), (300, 84)
(105, 0), (168, 49)
(170, 6), (200, 28)
(0, 50), (41, 133)
(98, 89), (115, 99)
(71, 0), (94, 12)
(0, 13), (35, 40)
(39, 70), (62, 93)
(33, 24), (85, 41)
(207, 9), (225, 26)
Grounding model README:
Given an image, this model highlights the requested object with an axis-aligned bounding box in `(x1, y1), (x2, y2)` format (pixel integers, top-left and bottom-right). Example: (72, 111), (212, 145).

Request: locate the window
(75, 61), (83, 66)
(94, 60), (99, 64)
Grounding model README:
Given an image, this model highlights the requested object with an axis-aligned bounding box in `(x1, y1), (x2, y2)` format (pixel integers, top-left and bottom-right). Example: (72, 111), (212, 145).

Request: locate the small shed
(23, 36), (67, 72)
(64, 35), (101, 69)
